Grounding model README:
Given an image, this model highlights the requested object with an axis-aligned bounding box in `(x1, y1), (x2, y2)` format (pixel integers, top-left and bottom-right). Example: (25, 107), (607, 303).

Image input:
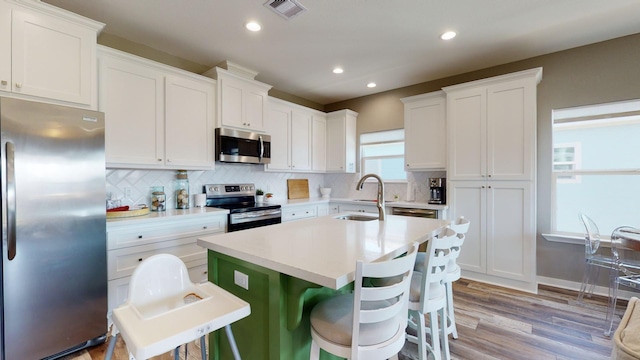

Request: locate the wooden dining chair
(309, 242), (419, 360)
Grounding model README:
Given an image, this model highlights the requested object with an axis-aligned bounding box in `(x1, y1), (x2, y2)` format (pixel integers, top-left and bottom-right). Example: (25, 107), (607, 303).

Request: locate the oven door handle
(231, 209), (281, 220)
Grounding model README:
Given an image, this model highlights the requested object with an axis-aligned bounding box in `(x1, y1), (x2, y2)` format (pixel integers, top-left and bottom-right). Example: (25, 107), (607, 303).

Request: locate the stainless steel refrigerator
(0, 97), (107, 359)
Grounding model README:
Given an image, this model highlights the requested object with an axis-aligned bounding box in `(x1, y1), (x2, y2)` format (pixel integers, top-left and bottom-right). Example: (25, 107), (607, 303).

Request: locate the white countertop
(106, 207), (229, 226)
(268, 197), (447, 211)
(197, 213), (449, 289)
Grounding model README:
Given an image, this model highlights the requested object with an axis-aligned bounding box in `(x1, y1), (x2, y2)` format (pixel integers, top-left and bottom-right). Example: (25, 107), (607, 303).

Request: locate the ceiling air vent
(264, 0), (307, 20)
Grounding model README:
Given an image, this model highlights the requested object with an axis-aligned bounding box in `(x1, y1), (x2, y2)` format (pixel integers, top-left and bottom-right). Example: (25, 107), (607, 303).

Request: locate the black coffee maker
(428, 178), (446, 204)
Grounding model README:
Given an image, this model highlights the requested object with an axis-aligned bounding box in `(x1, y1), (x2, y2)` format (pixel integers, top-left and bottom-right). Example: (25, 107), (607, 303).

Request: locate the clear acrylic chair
(605, 226), (640, 337)
(105, 254), (250, 360)
(309, 242), (419, 360)
(407, 228), (458, 360)
(577, 213), (616, 301)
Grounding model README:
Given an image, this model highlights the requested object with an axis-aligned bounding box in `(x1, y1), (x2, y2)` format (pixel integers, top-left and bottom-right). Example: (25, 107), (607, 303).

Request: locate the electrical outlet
(124, 187), (132, 199)
(234, 270), (249, 290)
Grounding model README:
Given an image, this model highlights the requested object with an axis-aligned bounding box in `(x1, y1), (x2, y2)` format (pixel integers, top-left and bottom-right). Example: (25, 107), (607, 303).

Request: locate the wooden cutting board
(287, 179), (309, 199)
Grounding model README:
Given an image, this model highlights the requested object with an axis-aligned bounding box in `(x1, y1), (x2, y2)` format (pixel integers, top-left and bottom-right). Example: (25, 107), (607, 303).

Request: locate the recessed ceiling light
(333, 68), (344, 74)
(441, 31), (456, 40)
(367, 82), (377, 88)
(246, 21), (262, 32)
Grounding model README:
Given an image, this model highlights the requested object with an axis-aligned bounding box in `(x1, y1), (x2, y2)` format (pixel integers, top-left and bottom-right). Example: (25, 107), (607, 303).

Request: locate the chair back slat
(350, 241), (419, 358)
(417, 228), (457, 311)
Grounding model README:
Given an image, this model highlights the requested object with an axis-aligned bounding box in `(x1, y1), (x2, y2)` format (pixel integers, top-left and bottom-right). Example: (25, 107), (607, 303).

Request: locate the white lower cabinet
(448, 180), (536, 292)
(337, 203), (379, 214)
(106, 213), (227, 313)
(282, 204), (319, 222)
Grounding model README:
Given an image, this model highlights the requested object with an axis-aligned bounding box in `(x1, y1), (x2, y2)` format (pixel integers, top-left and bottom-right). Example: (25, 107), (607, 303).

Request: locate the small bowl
(320, 188), (332, 198)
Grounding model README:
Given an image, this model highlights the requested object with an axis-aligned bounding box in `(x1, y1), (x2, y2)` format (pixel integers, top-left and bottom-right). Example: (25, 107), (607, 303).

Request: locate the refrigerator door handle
(6, 141), (16, 260)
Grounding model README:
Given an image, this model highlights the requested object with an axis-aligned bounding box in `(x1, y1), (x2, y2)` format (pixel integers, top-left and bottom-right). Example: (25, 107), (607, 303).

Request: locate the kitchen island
(197, 213), (449, 360)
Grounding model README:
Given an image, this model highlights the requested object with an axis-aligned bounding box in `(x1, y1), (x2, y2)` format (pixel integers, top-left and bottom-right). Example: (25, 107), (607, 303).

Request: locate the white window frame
(546, 99), (640, 243)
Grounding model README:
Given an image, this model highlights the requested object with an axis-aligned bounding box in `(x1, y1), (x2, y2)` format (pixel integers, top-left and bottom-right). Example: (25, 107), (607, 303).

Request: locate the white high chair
(104, 254), (250, 360)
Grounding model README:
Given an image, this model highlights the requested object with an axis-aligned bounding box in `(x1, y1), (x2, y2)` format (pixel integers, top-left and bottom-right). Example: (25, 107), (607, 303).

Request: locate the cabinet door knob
(14, 83), (22, 89)
(157, 158), (162, 162)
(167, 159), (171, 162)
(203, 226), (208, 229)
(138, 235), (143, 239)
(488, 174), (492, 178)
(0, 80), (7, 86)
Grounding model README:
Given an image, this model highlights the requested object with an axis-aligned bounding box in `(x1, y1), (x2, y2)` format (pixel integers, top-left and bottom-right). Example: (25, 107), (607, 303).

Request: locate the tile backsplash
(107, 163), (445, 208)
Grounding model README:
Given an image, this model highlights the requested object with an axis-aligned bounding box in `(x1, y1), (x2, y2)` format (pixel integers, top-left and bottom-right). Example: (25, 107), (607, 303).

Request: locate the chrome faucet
(356, 173), (386, 220)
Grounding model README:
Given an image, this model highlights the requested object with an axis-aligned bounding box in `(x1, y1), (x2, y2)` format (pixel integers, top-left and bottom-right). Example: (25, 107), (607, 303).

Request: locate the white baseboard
(537, 276), (638, 301)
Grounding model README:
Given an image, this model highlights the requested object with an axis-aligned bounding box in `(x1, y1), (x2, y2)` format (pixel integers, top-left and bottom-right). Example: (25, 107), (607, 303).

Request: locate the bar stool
(309, 242), (419, 360)
(104, 254), (250, 360)
(414, 216), (470, 339)
(407, 228), (458, 360)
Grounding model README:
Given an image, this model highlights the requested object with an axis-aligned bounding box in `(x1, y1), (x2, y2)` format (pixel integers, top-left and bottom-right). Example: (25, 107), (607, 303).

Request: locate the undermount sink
(334, 214), (378, 221)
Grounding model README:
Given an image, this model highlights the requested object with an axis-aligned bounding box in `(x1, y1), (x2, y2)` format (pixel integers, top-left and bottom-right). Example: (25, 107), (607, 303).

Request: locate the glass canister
(174, 170), (189, 209)
(150, 186), (166, 211)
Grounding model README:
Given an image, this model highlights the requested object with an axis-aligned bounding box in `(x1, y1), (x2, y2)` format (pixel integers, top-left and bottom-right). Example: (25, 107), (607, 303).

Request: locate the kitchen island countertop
(198, 213), (449, 289)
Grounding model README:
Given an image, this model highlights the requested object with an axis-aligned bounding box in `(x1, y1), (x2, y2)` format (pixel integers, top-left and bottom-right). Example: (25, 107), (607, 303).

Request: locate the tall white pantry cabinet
(444, 68), (542, 293)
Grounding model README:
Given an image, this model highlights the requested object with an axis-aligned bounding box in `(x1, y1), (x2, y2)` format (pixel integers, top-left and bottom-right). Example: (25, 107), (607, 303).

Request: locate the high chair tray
(112, 282), (250, 360)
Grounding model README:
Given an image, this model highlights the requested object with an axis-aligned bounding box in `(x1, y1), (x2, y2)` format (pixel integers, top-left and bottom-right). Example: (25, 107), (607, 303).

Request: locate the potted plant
(255, 188), (265, 203)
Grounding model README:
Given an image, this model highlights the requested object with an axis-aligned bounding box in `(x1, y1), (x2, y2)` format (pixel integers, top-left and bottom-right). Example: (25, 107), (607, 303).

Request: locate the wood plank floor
(64, 278), (619, 360)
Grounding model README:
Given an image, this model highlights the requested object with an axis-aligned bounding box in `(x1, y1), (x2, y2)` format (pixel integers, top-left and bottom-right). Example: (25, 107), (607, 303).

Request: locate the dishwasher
(391, 207), (438, 219)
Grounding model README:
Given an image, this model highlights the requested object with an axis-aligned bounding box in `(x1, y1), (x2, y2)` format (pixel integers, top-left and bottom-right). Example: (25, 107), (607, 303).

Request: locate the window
(360, 129), (406, 182)
(553, 143), (581, 183)
(551, 99), (640, 238)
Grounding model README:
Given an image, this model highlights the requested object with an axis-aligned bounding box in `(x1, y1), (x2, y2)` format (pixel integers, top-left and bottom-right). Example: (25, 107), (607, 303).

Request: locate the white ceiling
(42, 0), (640, 105)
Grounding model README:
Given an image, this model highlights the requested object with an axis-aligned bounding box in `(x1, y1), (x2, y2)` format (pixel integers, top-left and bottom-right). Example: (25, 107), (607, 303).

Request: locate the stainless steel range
(204, 183), (282, 232)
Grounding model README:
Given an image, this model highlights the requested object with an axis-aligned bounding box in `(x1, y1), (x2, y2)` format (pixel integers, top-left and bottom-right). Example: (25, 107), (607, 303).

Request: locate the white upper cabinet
(0, 2), (11, 93)
(444, 68), (542, 181)
(326, 109), (357, 173)
(311, 113), (327, 172)
(203, 66), (272, 132)
(100, 49), (164, 167)
(164, 75), (215, 168)
(264, 100), (291, 171)
(290, 108), (312, 171)
(401, 91), (446, 170)
(264, 97), (321, 172)
(2, 1), (103, 108)
(99, 46), (215, 170)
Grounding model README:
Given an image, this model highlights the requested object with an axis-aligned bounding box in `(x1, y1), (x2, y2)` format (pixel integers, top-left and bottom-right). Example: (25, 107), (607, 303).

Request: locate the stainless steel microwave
(215, 128), (271, 164)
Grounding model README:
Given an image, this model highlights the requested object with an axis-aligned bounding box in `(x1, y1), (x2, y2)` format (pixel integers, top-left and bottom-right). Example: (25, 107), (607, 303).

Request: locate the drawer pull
(203, 226), (208, 229)
(138, 235), (143, 239)
(138, 258), (143, 262)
